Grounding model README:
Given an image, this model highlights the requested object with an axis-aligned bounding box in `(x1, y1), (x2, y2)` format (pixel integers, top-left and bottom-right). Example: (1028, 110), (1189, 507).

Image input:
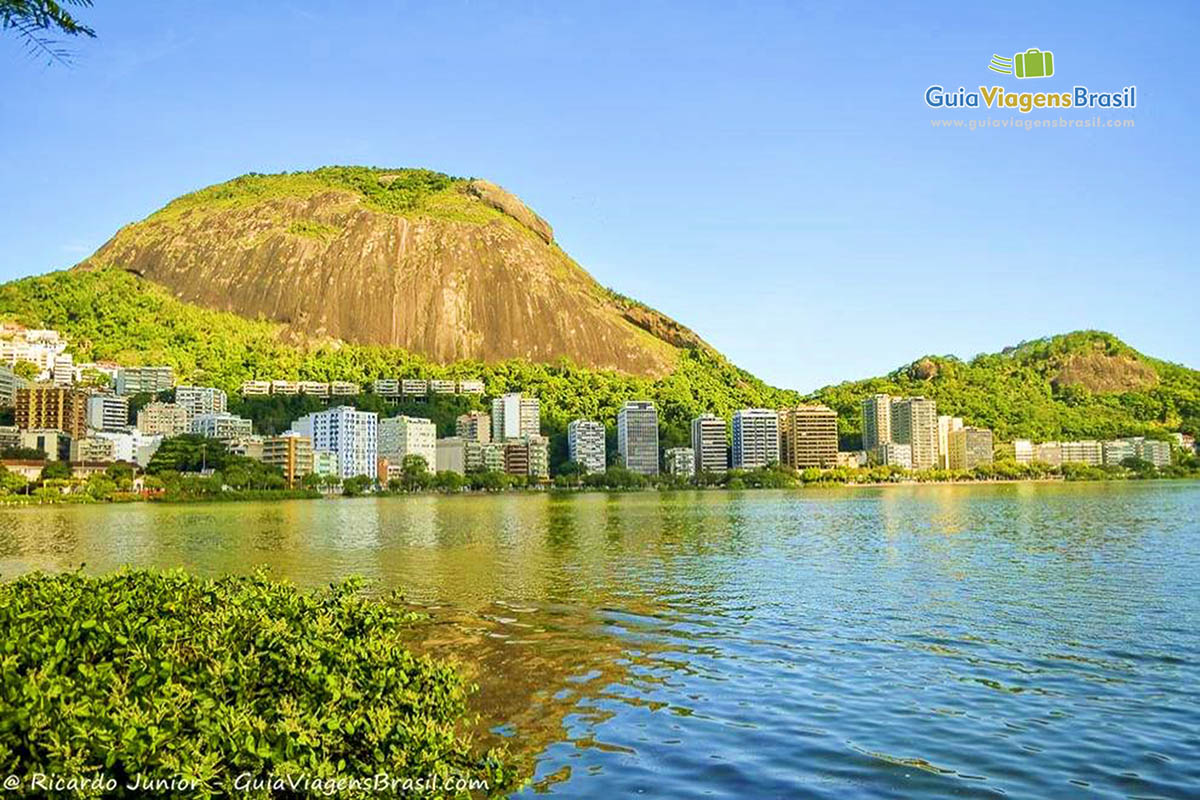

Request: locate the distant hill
(74, 167), (711, 378)
(807, 331), (1200, 447)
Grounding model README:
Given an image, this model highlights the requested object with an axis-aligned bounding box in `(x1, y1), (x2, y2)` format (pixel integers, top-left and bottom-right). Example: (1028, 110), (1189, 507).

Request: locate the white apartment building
(691, 414), (727, 475)
(1013, 439), (1035, 464)
(191, 412), (254, 441)
(876, 442), (913, 469)
(861, 393), (892, 452)
(378, 415), (437, 473)
(567, 419), (606, 474)
(175, 385), (228, 417)
(291, 406), (378, 479)
(86, 394), (130, 432)
(890, 397), (939, 471)
(115, 366), (174, 396)
(95, 430), (164, 467)
(732, 409), (779, 469)
(492, 393), (540, 441)
(617, 401), (659, 475)
(665, 447), (696, 477)
(0, 365), (29, 407)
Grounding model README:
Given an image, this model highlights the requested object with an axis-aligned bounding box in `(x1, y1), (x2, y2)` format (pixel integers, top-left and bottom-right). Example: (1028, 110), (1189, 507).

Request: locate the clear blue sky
(1, 1), (1196, 391)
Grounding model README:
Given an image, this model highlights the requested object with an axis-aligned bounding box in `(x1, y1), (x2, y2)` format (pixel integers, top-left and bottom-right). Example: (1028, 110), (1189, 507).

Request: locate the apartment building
(115, 366), (174, 396)
(778, 405), (838, 469)
(86, 395), (130, 432)
(15, 385), (88, 438)
(261, 433), (314, 487)
(948, 427), (994, 470)
(455, 411), (491, 443)
(890, 397), (938, 470)
(503, 435), (550, 480)
(937, 415), (964, 468)
(191, 412), (254, 441)
(690, 414), (727, 475)
(567, 419), (606, 474)
(0, 365), (29, 407)
(378, 415), (437, 473)
(617, 400), (659, 475)
(1013, 439), (1035, 464)
(436, 437), (467, 474)
(465, 440), (506, 473)
(95, 430), (163, 467)
(70, 436), (117, 463)
(861, 393), (893, 452)
(1060, 440), (1103, 466)
(19, 429), (72, 461)
(665, 447), (695, 477)
(732, 408), (779, 469)
(175, 385), (228, 417)
(876, 442), (913, 469)
(1102, 438), (1137, 466)
(137, 402), (191, 437)
(291, 406), (378, 479)
(492, 393), (540, 441)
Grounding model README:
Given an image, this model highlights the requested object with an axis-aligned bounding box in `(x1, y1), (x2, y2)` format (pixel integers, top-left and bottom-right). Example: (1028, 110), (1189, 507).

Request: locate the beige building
(876, 442), (912, 469)
(465, 441), (505, 473)
(936, 415), (964, 468)
(15, 385), (88, 438)
(1060, 440), (1103, 466)
(137, 402), (191, 437)
(436, 437), (468, 474)
(70, 436), (117, 463)
(779, 405), (838, 469)
(1013, 439), (1035, 464)
(861, 393), (892, 452)
(455, 411), (491, 443)
(890, 397), (938, 470)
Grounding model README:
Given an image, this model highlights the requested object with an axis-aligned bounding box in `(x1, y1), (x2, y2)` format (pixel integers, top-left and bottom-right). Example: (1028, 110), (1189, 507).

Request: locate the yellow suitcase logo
(989, 48), (1055, 79)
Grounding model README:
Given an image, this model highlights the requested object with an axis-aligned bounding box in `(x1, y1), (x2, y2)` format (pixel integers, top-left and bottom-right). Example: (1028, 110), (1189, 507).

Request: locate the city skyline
(1, 2), (1196, 394)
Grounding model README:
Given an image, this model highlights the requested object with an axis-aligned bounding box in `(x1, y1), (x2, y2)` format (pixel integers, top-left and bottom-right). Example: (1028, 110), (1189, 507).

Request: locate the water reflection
(0, 483), (1198, 799)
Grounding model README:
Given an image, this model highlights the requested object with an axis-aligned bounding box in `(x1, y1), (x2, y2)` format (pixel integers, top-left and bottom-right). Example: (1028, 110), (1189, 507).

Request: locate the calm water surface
(1, 482), (1198, 799)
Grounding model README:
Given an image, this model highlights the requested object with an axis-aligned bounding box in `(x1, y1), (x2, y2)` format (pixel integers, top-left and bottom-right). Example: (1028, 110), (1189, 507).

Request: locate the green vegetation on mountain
(808, 331), (1200, 446)
(0, 268), (798, 459)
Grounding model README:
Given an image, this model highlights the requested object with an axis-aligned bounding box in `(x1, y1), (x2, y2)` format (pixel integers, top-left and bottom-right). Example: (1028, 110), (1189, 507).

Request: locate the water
(1, 482), (1198, 798)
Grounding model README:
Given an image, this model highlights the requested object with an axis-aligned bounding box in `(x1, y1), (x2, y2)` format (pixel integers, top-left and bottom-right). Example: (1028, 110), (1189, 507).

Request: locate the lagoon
(1, 482), (1198, 798)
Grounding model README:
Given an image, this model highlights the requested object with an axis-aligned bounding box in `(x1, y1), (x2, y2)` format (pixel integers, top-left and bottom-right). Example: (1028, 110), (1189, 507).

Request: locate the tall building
(617, 401), (659, 475)
(455, 411), (491, 443)
(1013, 439), (1035, 464)
(15, 385), (88, 438)
(86, 395), (130, 432)
(137, 402), (191, 437)
(890, 397), (938, 470)
(690, 414), (727, 475)
(732, 408), (779, 469)
(936, 415), (964, 469)
(115, 366), (174, 396)
(567, 419), (606, 474)
(861, 394), (892, 452)
(291, 406), (378, 479)
(664, 447), (695, 477)
(175, 385), (228, 417)
(0, 365), (29, 408)
(491, 393), (540, 441)
(1102, 438), (1137, 466)
(378, 415), (437, 473)
(779, 405), (838, 469)
(502, 435), (549, 480)
(948, 427), (994, 470)
(191, 412), (253, 441)
(261, 433), (314, 487)
(1134, 438), (1172, 468)
(1034, 441), (1063, 466)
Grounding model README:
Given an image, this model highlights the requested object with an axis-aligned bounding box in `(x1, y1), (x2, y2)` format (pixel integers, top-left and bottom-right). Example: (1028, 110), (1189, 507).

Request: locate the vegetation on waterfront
(0, 569), (517, 797)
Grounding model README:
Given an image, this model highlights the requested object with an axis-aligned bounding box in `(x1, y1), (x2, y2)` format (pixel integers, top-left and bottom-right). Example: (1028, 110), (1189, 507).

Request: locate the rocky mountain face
(76, 168), (708, 377)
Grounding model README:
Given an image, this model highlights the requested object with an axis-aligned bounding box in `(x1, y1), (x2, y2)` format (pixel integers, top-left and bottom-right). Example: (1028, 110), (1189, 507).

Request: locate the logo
(989, 48), (1055, 79)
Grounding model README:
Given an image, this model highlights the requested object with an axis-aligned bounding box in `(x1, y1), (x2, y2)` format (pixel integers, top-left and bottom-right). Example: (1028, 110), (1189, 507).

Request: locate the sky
(1, 1), (1197, 392)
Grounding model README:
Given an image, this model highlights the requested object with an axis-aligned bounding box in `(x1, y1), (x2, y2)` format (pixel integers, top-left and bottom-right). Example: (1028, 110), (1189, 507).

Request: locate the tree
(0, 466), (28, 494)
(400, 454), (431, 491)
(11, 359), (40, 380)
(39, 460), (71, 482)
(342, 474), (373, 497)
(0, 0), (96, 65)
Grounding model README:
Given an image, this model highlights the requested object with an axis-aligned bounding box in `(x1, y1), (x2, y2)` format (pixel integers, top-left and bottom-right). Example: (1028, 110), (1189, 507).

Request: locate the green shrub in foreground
(0, 570), (517, 798)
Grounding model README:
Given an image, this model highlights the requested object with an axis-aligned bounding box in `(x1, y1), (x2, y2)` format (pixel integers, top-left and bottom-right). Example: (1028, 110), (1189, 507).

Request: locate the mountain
(807, 331), (1200, 446)
(74, 167), (708, 378)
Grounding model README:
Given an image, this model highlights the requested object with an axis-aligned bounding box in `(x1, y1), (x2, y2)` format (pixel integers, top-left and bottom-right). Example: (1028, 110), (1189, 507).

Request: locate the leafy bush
(0, 570), (516, 798)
